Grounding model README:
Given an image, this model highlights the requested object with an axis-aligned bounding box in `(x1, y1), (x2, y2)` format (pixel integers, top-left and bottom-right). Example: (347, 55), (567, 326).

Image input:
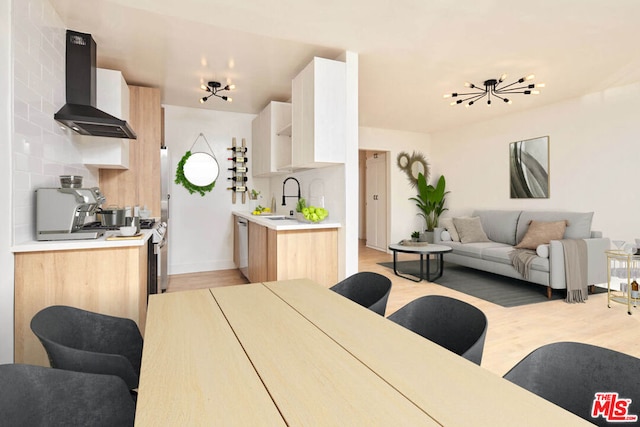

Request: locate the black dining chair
(0, 363), (135, 426)
(503, 341), (640, 426)
(330, 271), (392, 316)
(30, 305), (143, 392)
(387, 295), (487, 365)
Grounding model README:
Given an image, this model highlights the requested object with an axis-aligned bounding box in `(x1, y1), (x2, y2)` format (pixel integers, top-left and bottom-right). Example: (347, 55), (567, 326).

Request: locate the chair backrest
(330, 272), (392, 316)
(503, 342), (640, 426)
(0, 364), (135, 426)
(387, 295), (488, 365)
(31, 305), (143, 389)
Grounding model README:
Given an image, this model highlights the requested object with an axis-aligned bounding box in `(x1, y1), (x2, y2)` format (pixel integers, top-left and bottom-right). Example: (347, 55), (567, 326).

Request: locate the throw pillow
(452, 217), (491, 244)
(536, 244), (550, 258)
(439, 217), (460, 242)
(515, 220), (568, 250)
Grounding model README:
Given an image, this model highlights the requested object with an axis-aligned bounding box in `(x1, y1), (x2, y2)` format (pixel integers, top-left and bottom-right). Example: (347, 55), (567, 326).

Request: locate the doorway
(359, 150), (388, 252)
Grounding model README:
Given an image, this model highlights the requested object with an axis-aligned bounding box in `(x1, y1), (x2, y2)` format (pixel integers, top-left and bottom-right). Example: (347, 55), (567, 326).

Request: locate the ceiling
(49, 0), (640, 134)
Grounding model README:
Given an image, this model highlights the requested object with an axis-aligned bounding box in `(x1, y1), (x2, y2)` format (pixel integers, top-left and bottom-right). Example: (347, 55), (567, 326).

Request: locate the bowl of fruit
(251, 205), (272, 215)
(295, 198), (329, 223)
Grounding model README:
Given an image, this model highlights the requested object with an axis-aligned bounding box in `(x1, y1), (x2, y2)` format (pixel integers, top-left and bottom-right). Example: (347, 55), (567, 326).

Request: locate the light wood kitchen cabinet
(14, 244), (149, 367)
(251, 101), (292, 177)
(234, 216), (339, 286)
(248, 221), (268, 282)
(291, 57), (346, 169)
(99, 86), (161, 217)
(268, 228), (338, 286)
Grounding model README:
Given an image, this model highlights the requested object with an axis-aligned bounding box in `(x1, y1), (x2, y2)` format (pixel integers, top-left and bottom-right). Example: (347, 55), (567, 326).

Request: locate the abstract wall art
(509, 136), (549, 199)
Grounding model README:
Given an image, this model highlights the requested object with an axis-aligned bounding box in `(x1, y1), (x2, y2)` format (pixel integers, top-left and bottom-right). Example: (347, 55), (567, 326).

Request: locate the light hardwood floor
(167, 240), (640, 376)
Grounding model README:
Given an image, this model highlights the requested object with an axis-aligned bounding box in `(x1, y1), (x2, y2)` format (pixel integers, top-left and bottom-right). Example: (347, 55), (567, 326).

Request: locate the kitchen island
(12, 230), (153, 367)
(233, 212), (341, 286)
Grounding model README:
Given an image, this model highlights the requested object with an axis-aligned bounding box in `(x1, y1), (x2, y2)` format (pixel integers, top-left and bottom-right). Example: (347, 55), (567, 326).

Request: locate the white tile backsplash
(11, 0), (98, 243)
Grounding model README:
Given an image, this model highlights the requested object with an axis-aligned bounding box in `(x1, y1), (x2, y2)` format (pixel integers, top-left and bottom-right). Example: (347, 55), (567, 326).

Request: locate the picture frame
(509, 136), (549, 199)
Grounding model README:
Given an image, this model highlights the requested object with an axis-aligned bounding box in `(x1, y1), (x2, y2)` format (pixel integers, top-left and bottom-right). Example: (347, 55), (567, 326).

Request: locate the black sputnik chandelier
(444, 74), (544, 107)
(200, 81), (235, 103)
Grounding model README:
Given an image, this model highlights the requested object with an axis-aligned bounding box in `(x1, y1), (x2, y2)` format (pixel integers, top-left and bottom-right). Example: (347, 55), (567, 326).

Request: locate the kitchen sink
(266, 216), (297, 221)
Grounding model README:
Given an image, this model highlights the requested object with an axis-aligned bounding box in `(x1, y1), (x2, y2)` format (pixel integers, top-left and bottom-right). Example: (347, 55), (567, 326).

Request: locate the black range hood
(54, 30), (136, 139)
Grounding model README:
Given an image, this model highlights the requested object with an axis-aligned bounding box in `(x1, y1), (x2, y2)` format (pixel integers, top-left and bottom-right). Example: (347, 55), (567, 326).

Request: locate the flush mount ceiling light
(444, 74), (544, 107)
(199, 81), (235, 103)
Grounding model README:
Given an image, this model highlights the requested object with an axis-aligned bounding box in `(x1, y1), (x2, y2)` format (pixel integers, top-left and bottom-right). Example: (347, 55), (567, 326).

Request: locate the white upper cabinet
(291, 57), (346, 169)
(252, 101), (292, 177)
(78, 69), (131, 169)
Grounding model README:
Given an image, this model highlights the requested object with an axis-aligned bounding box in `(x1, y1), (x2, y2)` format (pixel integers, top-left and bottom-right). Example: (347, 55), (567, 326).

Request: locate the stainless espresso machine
(36, 187), (107, 240)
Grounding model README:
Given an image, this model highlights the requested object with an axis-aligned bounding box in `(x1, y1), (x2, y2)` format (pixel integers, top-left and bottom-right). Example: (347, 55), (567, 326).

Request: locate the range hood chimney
(54, 30), (136, 139)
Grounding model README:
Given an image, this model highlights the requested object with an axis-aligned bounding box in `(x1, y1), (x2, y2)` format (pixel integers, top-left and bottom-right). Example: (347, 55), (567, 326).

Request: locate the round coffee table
(387, 243), (453, 282)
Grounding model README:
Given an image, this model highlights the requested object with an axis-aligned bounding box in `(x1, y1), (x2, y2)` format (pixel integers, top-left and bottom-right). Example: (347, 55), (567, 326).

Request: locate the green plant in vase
(409, 173), (449, 232)
(411, 231), (420, 241)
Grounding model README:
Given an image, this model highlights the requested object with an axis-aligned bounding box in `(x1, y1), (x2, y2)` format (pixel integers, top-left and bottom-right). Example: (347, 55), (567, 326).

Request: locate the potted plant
(409, 173), (449, 242)
(411, 231), (420, 242)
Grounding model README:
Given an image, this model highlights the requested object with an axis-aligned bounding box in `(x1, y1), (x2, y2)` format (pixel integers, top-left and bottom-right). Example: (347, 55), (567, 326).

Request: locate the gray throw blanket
(562, 239), (588, 303)
(508, 249), (538, 280)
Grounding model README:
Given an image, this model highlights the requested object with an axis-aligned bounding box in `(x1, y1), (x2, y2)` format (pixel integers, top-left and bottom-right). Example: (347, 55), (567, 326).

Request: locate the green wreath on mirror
(175, 151), (216, 196)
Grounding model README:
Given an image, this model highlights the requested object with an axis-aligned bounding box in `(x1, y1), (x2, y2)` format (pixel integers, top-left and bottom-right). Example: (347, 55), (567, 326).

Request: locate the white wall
(359, 127), (432, 245)
(1, 0), (13, 364)
(12, 0), (98, 245)
(430, 82), (640, 242)
(163, 105), (264, 274)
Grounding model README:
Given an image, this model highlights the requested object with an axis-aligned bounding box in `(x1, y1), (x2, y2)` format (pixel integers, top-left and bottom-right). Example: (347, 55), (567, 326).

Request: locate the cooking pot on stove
(97, 207), (127, 226)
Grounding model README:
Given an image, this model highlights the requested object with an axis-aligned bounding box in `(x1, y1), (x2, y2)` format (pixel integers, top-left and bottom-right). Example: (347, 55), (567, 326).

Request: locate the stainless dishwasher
(237, 218), (249, 279)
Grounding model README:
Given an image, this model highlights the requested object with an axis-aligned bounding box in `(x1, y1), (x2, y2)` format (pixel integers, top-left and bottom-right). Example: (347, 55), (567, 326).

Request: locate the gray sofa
(438, 210), (610, 298)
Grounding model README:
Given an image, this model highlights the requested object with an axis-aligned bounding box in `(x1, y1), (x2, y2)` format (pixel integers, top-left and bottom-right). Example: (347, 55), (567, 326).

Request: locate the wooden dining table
(135, 279), (590, 426)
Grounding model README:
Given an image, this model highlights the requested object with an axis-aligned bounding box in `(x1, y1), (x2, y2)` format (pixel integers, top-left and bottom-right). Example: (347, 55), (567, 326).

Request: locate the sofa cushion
(515, 220), (568, 249)
(443, 241), (505, 259)
(439, 217), (460, 242)
(473, 210), (522, 245)
(516, 211), (594, 242)
(453, 217), (491, 243)
(482, 246), (550, 272)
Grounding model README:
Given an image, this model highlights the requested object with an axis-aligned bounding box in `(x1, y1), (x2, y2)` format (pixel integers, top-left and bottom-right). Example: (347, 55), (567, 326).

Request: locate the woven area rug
(378, 261), (605, 308)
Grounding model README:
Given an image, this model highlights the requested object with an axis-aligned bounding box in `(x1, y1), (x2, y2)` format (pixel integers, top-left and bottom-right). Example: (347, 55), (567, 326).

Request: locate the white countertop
(233, 211), (341, 231)
(11, 229), (154, 253)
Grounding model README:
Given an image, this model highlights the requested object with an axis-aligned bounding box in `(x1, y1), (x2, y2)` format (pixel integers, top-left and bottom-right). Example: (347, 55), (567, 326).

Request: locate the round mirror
(397, 152), (410, 169)
(410, 159), (427, 180)
(183, 152), (219, 187)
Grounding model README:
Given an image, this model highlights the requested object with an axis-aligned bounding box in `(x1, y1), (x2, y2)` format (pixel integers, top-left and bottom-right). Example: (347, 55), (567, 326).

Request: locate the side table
(606, 249), (640, 315)
(388, 243), (453, 282)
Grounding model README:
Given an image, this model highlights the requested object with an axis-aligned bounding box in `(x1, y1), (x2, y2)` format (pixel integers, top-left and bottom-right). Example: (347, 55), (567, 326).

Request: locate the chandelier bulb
(443, 94), (451, 99)
(226, 97), (233, 103)
(200, 97), (208, 103)
(531, 90), (540, 95)
(228, 84), (236, 90)
(536, 83), (546, 88)
(499, 73), (507, 82)
(525, 74), (535, 81)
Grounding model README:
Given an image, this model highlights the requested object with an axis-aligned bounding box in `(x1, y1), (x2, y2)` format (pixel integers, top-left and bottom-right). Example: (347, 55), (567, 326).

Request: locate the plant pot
(433, 227), (444, 243)
(420, 231), (434, 243)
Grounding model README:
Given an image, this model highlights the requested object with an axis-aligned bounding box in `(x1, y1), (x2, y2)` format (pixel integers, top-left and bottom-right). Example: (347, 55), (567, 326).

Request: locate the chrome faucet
(282, 177), (301, 206)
